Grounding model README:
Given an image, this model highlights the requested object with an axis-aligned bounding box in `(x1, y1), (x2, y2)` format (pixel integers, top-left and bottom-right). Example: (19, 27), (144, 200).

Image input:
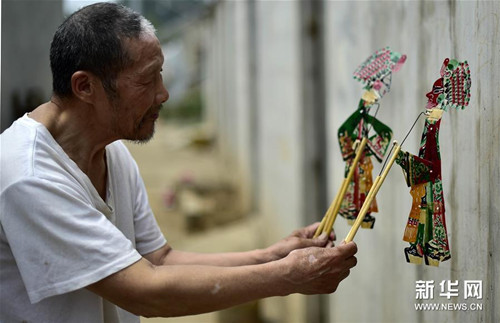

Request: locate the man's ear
(70, 71), (99, 104)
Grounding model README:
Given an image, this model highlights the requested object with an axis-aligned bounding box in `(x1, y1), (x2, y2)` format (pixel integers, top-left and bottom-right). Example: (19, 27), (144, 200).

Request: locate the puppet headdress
(438, 58), (471, 110)
(353, 47), (407, 93)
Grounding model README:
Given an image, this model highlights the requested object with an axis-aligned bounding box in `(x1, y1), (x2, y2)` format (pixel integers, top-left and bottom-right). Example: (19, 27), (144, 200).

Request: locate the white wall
(205, 1), (310, 321)
(325, 1), (499, 322)
(1, 0), (63, 131)
(255, 1), (304, 235)
(206, 0), (306, 234)
(205, 0), (499, 322)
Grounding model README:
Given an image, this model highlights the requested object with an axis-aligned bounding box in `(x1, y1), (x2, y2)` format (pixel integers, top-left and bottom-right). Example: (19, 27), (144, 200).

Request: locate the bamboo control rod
(314, 137), (368, 238)
(345, 141), (401, 242)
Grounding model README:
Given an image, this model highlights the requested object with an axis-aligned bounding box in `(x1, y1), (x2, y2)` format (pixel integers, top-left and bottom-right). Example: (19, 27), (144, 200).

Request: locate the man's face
(107, 33), (169, 142)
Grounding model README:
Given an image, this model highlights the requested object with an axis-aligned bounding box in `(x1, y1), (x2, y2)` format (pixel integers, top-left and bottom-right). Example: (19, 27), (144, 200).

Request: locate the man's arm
(144, 222), (335, 267)
(87, 242), (357, 318)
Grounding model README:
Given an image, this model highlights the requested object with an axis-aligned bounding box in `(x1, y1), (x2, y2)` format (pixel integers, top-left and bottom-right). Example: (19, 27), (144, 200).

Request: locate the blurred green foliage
(161, 88), (203, 122)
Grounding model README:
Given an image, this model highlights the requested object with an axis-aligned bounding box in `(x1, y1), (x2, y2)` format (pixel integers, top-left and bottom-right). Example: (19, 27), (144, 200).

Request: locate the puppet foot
(346, 215), (375, 228)
(424, 243), (450, 265)
(404, 246), (423, 265)
(424, 254), (440, 267)
(360, 215), (375, 229)
(427, 241), (451, 262)
(441, 252), (451, 262)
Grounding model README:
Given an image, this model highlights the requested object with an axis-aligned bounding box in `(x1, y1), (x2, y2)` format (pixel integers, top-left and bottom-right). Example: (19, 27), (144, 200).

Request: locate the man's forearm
(161, 248), (274, 267)
(89, 243), (357, 318)
(89, 257), (290, 318)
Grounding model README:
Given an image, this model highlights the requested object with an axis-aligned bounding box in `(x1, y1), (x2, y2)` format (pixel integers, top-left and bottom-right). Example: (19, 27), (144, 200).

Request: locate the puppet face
(426, 77), (444, 109)
(362, 88), (379, 104)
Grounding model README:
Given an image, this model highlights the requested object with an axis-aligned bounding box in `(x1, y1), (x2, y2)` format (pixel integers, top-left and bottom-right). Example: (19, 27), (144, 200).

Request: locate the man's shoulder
(1, 115), (39, 145)
(1, 116), (41, 187)
(1, 116), (85, 194)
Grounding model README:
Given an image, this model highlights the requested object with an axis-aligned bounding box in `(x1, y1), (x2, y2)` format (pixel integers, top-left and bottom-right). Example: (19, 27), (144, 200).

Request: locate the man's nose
(157, 83), (169, 104)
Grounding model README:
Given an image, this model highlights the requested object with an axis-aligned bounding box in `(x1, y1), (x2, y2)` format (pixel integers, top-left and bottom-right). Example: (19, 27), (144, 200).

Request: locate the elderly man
(0, 2), (357, 322)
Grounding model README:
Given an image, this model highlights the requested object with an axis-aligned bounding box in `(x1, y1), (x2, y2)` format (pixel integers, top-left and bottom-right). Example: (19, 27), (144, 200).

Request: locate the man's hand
(264, 222), (336, 262)
(279, 241), (358, 295)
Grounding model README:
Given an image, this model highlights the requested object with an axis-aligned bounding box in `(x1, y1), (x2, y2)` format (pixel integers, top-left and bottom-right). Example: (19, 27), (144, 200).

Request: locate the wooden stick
(343, 176), (381, 241)
(314, 204), (331, 237)
(314, 137), (368, 238)
(322, 137), (368, 236)
(345, 141), (401, 242)
(322, 179), (348, 236)
(317, 178), (347, 237)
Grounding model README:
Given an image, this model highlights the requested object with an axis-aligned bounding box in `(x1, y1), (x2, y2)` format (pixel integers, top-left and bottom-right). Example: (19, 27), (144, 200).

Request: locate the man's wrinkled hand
(265, 222), (336, 261)
(280, 241), (358, 295)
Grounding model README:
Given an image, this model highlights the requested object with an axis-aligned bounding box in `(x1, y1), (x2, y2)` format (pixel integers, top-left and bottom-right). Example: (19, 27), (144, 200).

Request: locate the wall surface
(207, 1), (498, 323)
(254, 0), (305, 237)
(1, 0), (62, 131)
(205, 1), (313, 321)
(324, 1), (499, 322)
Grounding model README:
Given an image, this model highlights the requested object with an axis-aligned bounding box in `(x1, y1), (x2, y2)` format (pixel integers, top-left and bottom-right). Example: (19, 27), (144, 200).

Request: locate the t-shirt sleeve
(132, 164), (167, 255)
(110, 141), (167, 255)
(1, 178), (142, 304)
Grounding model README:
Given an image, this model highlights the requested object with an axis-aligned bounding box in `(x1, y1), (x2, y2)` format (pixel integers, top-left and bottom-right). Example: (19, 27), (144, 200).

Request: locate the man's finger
(336, 241), (358, 258)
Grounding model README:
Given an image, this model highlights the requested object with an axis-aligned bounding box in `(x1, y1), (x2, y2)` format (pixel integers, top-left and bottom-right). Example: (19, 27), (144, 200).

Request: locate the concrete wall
(204, 1), (314, 321)
(1, 0), (63, 131)
(254, 0), (304, 235)
(206, 1), (255, 213)
(192, 0), (500, 322)
(324, 1), (499, 323)
(206, 0), (309, 231)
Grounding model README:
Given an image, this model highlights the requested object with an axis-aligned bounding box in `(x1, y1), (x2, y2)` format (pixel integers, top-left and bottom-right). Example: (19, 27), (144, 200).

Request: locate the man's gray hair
(50, 2), (157, 98)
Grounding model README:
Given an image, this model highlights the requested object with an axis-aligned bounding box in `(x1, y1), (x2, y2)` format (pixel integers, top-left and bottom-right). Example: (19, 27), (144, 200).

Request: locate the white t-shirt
(0, 115), (167, 322)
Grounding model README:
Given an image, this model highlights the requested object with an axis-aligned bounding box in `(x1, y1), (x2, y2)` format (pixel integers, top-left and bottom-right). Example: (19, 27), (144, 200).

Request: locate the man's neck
(29, 98), (113, 199)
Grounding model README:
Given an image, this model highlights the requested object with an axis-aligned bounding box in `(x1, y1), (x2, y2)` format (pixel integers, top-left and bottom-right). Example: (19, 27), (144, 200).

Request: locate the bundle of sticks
(314, 140), (401, 242)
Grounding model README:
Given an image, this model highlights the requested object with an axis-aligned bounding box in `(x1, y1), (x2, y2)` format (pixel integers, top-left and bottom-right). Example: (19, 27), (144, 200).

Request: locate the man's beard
(130, 105), (162, 144)
(110, 101), (163, 143)
(131, 120), (156, 144)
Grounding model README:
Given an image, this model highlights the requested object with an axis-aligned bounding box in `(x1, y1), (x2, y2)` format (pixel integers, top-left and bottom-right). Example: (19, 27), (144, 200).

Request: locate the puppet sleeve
(396, 150), (434, 186)
(365, 114), (392, 162)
